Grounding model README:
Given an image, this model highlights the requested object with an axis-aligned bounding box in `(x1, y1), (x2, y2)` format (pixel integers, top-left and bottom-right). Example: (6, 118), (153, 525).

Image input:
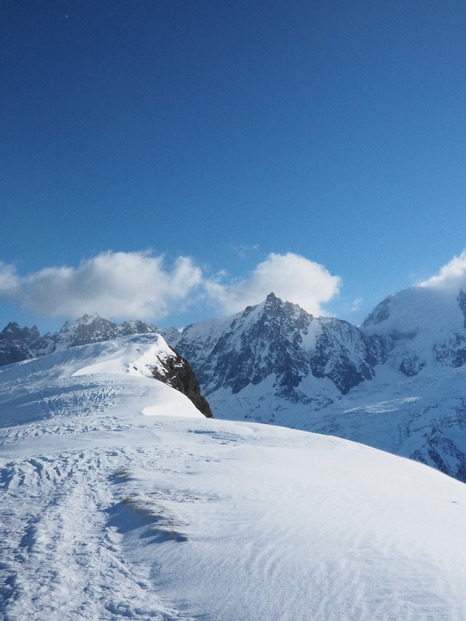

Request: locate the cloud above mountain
(206, 252), (341, 316)
(0, 251), (342, 322)
(419, 251), (466, 289)
(0, 252), (203, 320)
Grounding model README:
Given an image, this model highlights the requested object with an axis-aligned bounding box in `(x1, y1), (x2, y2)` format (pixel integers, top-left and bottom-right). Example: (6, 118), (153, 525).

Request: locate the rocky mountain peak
(263, 291), (281, 311)
(167, 294), (382, 401)
(0, 322), (43, 366)
(54, 315), (117, 348)
(0, 321), (41, 343)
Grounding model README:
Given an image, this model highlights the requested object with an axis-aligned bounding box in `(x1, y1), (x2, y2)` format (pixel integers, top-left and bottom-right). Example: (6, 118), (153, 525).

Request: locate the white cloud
(0, 251), (341, 322)
(418, 251), (466, 290)
(206, 252), (341, 316)
(2, 251), (203, 321)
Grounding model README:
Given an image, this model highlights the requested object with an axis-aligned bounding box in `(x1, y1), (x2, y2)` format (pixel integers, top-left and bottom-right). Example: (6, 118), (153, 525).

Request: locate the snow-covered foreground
(1, 337), (466, 620)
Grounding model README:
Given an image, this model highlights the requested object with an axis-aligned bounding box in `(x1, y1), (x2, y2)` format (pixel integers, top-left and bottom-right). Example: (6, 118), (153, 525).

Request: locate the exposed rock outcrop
(152, 348), (213, 418)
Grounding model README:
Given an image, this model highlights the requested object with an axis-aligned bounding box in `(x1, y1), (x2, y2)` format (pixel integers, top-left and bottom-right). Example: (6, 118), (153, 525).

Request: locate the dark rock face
(434, 334), (466, 368)
(409, 399), (466, 483)
(152, 349), (212, 418)
(399, 354), (425, 377)
(0, 322), (42, 366)
(308, 318), (378, 394)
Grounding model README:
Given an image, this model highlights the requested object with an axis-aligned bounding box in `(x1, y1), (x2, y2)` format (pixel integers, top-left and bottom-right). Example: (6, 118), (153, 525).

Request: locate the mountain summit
(169, 292), (382, 400)
(361, 286), (466, 373)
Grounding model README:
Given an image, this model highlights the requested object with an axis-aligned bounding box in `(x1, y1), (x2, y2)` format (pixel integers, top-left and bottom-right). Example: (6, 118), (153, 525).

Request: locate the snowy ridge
(1, 337), (466, 620)
(0, 335), (203, 430)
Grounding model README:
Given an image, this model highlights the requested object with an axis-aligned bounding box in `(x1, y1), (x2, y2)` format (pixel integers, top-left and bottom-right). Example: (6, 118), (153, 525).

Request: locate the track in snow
(0, 445), (198, 620)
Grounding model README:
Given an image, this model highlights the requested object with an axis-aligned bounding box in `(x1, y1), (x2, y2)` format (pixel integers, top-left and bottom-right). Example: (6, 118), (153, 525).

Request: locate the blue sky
(1, 0), (466, 332)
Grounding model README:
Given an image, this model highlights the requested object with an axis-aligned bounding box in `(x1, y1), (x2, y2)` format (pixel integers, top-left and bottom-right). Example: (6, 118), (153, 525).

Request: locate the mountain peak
(74, 313), (103, 325)
(169, 291), (377, 400)
(264, 291), (279, 304)
(259, 292), (309, 322)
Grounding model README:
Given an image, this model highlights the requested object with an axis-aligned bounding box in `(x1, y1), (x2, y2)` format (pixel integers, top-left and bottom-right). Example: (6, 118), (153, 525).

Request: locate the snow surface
(1, 335), (466, 620)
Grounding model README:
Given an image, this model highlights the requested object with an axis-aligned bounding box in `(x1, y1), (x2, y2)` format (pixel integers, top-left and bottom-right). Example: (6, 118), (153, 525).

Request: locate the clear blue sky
(1, 0), (466, 332)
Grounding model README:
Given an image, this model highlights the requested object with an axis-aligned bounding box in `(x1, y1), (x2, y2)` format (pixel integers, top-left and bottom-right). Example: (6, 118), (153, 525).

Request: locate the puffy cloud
(0, 251), (341, 322)
(418, 251), (466, 290)
(3, 251), (203, 321)
(206, 252), (341, 316)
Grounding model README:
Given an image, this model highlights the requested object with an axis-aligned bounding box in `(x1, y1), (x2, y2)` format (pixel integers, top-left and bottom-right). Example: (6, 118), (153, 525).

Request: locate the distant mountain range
(2, 284), (466, 481)
(0, 315), (159, 366)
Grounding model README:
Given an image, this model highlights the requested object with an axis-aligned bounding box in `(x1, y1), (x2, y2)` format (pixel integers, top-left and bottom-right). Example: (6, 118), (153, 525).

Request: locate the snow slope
(1, 336), (466, 620)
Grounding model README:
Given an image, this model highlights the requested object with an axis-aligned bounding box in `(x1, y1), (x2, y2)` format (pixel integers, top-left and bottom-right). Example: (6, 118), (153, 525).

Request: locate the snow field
(1, 336), (466, 620)
(123, 420), (466, 621)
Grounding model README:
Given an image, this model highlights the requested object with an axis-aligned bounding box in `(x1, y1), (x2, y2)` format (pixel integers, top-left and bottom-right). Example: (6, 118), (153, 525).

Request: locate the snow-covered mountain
(168, 292), (383, 398)
(361, 285), (466, 372)
(0, 314), (159, 365)
(167, 289), (466, 481)
(1, 334), (466, 620)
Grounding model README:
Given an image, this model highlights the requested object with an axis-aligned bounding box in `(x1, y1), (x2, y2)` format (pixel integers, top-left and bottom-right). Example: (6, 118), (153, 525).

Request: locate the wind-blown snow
(1, 335), (466, 620)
